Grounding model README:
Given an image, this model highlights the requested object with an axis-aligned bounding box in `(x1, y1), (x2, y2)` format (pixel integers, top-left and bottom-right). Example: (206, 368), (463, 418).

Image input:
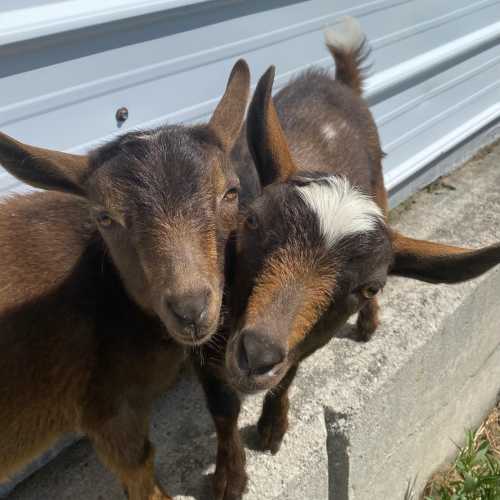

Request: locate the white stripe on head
(295, 176), (383, 248)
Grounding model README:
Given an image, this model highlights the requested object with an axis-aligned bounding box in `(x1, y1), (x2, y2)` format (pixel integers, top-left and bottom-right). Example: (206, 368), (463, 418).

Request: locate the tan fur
(392, 232), (467, 256)
(242, 246), (336, 351)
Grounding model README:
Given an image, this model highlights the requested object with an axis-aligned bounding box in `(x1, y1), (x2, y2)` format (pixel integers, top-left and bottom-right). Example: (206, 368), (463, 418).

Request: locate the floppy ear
(0, 132), (90, 196)
(209, 59), (250, 153)
(246, 65), (297, 187)
(390, 231), (500, 283)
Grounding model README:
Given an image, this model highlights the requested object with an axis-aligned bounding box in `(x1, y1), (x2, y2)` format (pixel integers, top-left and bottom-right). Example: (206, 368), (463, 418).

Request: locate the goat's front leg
(194, 362), (247, 500)
(355, 296), (380, 342)
(84, 406), (170, 500)
(257, 364), (298, 454)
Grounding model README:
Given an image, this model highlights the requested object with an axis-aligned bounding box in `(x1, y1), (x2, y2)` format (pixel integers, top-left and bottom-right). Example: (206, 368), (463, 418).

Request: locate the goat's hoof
(213, 453), (247, 500)
(257, 416), (287, 455)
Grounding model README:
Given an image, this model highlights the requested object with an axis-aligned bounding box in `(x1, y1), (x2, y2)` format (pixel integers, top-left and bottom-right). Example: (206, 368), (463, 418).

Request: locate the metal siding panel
(0, 0), (500, 196)
(373, 42), (500, 168)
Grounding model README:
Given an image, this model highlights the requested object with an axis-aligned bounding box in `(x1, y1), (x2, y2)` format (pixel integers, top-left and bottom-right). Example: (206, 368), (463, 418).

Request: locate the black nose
(164, 289), (211, 331)
(239, 329), (286, 376)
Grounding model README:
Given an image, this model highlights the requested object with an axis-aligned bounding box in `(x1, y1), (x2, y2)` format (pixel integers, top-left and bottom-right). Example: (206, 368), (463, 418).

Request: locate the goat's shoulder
(0, 191), (97, 310)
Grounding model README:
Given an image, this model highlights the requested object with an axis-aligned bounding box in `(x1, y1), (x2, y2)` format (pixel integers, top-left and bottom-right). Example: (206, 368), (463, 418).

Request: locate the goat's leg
(257, 364), (298, 454)
(86, 408), (170, 500)
(355, 297), (380, 342)
(194, 362), (246, 500)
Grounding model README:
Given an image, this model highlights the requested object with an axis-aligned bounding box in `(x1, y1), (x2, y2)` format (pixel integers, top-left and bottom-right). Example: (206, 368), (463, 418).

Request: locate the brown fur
(0, 60), (251, 499)
(212, 416), (247, 499)
(242, 246), (337, 352)
(0, 193), (185, 497)
(246, 69), (296, 186)
(326, 35), (370, 97)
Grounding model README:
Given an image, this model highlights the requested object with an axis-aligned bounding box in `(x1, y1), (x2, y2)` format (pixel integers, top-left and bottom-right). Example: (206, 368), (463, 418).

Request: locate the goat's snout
(163, 287), (213, 341)
(237, 329), (287, 377)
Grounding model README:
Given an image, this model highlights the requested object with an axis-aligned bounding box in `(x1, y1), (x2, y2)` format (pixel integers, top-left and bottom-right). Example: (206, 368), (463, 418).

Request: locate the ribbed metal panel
(1, 0), (500, 197)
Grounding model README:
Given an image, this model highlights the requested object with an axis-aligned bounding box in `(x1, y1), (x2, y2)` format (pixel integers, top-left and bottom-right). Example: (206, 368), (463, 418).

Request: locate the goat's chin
(225, 361), (288, 395)
(167, 330), (213, 347)
(231, 371), (286, 395)
(161, 318), (219, 347)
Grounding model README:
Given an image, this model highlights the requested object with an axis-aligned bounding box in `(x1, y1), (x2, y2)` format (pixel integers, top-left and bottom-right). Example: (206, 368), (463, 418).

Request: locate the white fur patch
(296, 176), (383, 248)
(324, 16), (364, 52)
(321, 124), (337, 141)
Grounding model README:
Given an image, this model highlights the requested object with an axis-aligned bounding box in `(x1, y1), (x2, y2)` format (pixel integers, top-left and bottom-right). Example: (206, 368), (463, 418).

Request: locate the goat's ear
(0, 132), (89, 196)
(390, 231), (500, 283)
(209, 59), (250, 153)
(246, 65), (297, 187)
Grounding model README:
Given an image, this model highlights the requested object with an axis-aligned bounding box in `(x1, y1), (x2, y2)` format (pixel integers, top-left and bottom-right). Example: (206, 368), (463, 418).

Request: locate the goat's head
(225, 66), (500, 393)
(0, 60), (250, 346)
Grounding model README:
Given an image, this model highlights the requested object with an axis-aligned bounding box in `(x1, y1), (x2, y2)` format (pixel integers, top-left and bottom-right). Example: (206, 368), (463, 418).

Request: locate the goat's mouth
(158, 307), (221, 347)
(166, 328), (214, 347)
(163, 313), (222, 346)
(224, 333), (289, 394)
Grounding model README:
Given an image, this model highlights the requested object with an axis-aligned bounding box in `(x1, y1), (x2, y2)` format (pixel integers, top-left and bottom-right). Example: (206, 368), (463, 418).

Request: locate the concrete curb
(4, 142), (500, 499)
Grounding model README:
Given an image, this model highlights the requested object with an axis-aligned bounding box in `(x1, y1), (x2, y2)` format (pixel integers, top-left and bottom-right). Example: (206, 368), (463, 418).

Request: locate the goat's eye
(361, 285), (380, 299)
(245, 213), (258, 230)
(96, 212), (114, 228)
(223, 187), (239, 202)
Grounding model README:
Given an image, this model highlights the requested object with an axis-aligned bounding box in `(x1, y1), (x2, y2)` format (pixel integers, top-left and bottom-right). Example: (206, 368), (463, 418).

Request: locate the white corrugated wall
(1, 0), (499, 200)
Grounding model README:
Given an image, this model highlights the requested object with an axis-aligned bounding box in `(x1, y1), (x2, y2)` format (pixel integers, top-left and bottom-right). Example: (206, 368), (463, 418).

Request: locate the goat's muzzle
(225, 328), (289, 393)
(161, 287), (219, 346)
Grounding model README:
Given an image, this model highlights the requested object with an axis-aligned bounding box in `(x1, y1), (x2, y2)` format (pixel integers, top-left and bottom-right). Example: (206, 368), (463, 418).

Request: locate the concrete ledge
(4, 142), (500, 499)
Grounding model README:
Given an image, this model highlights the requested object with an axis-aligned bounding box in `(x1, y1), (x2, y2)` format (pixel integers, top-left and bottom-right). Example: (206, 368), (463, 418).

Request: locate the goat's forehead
(247, 177), (391, 284)
(90, 160), (211, 208)
(258, 176), (383, 245)
(293, 176), (383, 247)
(88, 152), (228, 214)
(90, 125), (227, 192)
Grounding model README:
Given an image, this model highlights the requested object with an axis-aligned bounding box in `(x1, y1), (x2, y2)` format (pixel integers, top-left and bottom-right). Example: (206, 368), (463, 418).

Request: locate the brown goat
(195, 17), (500, 499)
(0, 60), (250, 499)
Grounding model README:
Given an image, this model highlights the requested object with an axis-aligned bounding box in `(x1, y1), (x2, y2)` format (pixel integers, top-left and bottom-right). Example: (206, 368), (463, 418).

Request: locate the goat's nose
(164, 289), (211, 330)
(239, 329), (286, 376)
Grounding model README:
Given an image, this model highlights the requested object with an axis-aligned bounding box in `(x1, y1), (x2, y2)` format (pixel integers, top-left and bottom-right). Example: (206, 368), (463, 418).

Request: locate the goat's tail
(324, 17), (370, 96)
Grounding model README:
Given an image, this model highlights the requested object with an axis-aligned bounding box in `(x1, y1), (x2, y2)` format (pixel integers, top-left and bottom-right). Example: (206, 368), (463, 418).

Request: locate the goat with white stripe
(196, 18), (500, 498)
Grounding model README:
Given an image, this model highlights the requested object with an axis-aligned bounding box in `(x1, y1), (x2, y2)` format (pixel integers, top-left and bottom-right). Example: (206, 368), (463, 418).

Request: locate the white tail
(324, 16), (364, 53)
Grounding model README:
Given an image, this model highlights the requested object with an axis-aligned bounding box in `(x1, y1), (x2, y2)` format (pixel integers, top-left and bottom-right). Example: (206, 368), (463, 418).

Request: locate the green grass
(423, 406), (500, 500)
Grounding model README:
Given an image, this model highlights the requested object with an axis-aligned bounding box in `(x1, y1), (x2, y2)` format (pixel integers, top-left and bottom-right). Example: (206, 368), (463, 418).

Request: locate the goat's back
(274, 69), (385, 205)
